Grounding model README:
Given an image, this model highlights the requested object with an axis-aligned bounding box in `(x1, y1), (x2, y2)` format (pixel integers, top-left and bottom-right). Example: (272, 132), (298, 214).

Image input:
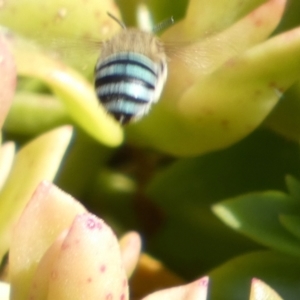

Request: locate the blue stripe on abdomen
(96, 81), (154, 103)
(95, 63), (157, 88)
(94, 52), (161, 123)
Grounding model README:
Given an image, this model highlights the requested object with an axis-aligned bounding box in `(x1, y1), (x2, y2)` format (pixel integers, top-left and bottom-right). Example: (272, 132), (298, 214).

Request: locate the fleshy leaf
(0, 126), (73, 260)
(140, 276), (208, 300)
(29, 230), (68, 300)
(285, 175), (300, 200)
(0, 142), (15, 191)
(54, 131), (113, 199)
(128, 0), (300, 156)
(0, 0), (123, 146)
(180, 25), (300, 118)
(280, 215), (300, 239)
(160, 0), (285, 132)
(212, 191), (300, 255)
(6, 32), (123, 147)
(0, 282), (10, 300)
(250, 278), (284, 300)
(4, 92), (70, 136)
(179, 0), (267, 41)
(264, 81), (300, 141)
(0, 0), (121, 72)
(9, 181), (86, 300)
(209, 251), (300, 300)
(119, 231), (142, 278)
(0, 33), (16, 128)
(146, 129), (300, 276)
(46, 214), (128, 300)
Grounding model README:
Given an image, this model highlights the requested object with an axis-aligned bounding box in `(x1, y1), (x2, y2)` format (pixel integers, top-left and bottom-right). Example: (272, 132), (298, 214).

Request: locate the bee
(94, 13), (168, 125)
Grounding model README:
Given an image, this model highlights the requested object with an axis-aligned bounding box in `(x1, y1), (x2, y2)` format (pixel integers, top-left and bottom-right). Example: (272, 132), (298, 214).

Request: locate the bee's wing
(34, 35), (103, 74)
(164, 35), (239, 75)
(6, 28), (104, 75)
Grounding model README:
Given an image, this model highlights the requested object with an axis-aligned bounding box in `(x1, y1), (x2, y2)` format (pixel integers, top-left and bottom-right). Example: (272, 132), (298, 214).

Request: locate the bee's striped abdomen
(95, 52), (166, 124)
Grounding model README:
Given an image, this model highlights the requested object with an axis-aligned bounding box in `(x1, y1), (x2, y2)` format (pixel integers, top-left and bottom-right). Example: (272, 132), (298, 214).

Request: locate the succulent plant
(0, 0), (300, 299)
(0, 181), (285, 300)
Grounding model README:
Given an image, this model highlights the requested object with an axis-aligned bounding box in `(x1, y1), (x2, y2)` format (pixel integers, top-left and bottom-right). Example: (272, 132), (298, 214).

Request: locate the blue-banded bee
(94, 14), (168, 125)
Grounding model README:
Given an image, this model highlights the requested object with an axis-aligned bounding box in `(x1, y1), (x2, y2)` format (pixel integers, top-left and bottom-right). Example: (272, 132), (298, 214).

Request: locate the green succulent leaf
(0, 0), (122, 72)
(56, 132), (113, 199)
(0, 126), (73, 260)
(146, 129), (300, 276)
(279, 215), (300, 240)
(212, 190), (300, 256)
(4, 92), (70, 136)
(264, 81), (300, 141)
(209, 251), (300, 300)
(285, 175), (300, 200)
(128, 0), (293, 156)
(0, 0), (124, 147)
(183, 0), (269, 40)
(6, 32), (123, 147)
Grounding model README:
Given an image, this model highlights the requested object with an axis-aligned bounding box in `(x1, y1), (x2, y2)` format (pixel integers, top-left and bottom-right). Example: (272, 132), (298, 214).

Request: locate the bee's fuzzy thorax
(99, 28), (166, 63)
